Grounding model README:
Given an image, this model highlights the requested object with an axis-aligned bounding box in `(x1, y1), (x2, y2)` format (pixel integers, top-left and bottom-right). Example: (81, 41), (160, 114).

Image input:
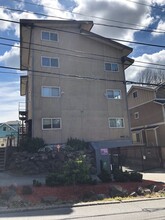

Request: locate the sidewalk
(142, 168), (165, 183)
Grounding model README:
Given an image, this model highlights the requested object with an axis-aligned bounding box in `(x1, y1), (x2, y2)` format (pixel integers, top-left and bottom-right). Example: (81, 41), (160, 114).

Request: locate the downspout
(29, 24), (34, 138)
(121, 56), (132, 143)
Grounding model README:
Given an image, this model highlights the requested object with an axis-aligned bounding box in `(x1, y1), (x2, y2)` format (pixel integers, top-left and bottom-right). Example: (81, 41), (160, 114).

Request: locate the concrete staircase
(0, 148), (6, 171)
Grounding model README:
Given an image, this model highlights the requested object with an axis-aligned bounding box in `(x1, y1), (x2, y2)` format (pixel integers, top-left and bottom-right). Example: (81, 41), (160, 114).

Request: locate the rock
(109, 185), (128, 198)
(147, 184), (159, 193)
(96, 194), (106, 200)
(129, 191), (138, 197)
(143, 188), (151, 195)
(136, 186), (144, 196)
(41, 196), (58, 204)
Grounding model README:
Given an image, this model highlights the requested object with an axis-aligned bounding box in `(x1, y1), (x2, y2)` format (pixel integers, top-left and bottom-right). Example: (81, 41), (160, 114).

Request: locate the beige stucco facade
(20, 19), (133, 145)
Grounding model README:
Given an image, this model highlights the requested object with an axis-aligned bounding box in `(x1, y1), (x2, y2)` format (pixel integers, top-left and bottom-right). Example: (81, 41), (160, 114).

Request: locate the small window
(106, 89), (121, 99)
(134, 112), (139, 119)
(42, 87), (60, 97)
(41, 57), (59, 68)
(105, 62), (119, 72)
(3, 127), (6, 131)
(133, 91), (138, 98)
(42, 118), (61, 130)
(109, 118), (124, 128)
(41, 31), (58, 41)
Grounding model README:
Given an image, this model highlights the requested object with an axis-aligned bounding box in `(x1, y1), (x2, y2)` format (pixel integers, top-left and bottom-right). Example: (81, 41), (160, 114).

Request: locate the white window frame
(104, 62), (119, 72)
(106, 89), (121, 99)
(41, 31), (58, 42)
(42, 118), (62, 130)
(134, 112), (139, 119)
(41, 86), (61, 97)
(108, 118), (125, 128)
(41, 56), (59, 68)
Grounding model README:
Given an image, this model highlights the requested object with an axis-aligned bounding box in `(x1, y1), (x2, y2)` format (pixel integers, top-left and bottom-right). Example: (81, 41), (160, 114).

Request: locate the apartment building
(127, 84), (165, 146)
(20, 19), (134, 172)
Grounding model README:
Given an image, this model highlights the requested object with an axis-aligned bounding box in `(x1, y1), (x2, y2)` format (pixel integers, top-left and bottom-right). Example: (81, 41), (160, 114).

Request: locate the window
(41, 31), (58, 41)
(133, 91), (138, 98)
(134, 112), (139, 119)
(41, 57), (59, 67)
(42, 86), (60, 97)
(106, 89), (121, 99)
(105, 62), (119, 72)
(109, 118), (124, 128)
(3, 127), (6, 131)
(42, 118), (61, 130)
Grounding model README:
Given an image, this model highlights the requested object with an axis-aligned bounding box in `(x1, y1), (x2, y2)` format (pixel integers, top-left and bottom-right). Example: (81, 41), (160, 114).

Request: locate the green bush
(45, 173), (66, 187)
(129, 172), (143, 182)
(45, 154), (91, 186)
(113, 170), (143, 182)
(63, 155), (91, 185)
(66, 138), (89, 151)
(19, 137), (45, 153)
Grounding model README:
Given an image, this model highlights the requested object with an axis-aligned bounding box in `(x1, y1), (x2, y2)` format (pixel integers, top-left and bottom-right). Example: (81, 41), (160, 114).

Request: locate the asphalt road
(0, 198), (165, 220)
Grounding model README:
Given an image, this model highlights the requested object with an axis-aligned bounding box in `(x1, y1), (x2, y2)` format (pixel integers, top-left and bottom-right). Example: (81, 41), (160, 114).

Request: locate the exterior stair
(0, 148), (6, 171)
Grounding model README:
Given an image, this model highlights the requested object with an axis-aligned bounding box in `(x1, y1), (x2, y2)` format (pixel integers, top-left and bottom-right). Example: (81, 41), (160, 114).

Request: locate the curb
(0, 196), (165, 215)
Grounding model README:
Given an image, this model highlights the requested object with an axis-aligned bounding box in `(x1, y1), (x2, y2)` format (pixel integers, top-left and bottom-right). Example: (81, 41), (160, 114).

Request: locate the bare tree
(136, 69), (165, 86)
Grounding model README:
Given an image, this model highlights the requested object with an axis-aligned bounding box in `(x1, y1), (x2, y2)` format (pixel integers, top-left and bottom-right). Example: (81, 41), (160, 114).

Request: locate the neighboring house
(20, 19), (134, 173)
(0, 121), (19, 147)
(127, 84), (165, 146)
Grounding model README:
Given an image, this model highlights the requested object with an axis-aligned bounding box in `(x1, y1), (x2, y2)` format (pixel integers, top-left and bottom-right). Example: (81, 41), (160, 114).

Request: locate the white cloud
(0, 43), (20, 68)
(36, 0), (72, 19)
(125, 49), (165, 80)
(0, 8), (13, 31)
(72, 0), (154, 41)
(152, 0), (165, 5)
(152, 20), (165, 37)
(0, 81), (24, 122)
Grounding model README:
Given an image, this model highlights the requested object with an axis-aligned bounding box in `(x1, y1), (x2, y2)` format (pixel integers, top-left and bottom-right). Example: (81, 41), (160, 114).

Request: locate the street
(0, 198), (165, 220)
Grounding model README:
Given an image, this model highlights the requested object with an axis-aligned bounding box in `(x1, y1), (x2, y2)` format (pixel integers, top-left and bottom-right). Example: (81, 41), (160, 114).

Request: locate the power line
(1, 38), (165, 71)
(1, 17), (165, 49)
(1, 4), (165, 35)
(0, 65), (165, 88)
(11, 0), (165, 31)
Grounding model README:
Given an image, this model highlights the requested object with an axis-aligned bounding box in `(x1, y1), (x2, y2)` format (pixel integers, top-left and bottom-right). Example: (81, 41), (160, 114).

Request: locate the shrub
(129, 172), (143, 182)
(33, 179), (42, 187)
(113, 170), (143, 182)
(63, 155), (91, 185)
(66, 138), (89, 151)
(45, 173), (66, 187)
(19, 137), (45, 153)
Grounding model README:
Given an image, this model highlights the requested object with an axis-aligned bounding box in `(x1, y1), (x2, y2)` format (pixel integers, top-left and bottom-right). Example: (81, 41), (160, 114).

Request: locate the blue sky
(0, 0), (165, 122)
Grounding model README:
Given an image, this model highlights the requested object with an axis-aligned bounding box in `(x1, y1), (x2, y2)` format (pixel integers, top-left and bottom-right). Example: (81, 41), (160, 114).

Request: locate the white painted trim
(41, 56), (60, 68)
(41, 30), (59, 42)
(128, 100), (156, 110)
(106, 89), (122, 99)
(42, 118), (62, 130)
(41, 86), (61, 97)
(108, 117), (125, 128)
(104, 62), (119, 72)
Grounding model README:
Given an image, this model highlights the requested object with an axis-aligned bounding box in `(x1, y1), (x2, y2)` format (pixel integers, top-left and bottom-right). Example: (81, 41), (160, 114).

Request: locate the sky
(0, 0), (165, 122)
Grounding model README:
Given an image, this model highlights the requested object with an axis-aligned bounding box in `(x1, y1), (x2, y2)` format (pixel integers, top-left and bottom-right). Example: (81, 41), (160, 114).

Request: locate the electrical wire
(1, 3), (165, 35)
(1, 38), (165, 72)
(0, 64), (165, 88)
